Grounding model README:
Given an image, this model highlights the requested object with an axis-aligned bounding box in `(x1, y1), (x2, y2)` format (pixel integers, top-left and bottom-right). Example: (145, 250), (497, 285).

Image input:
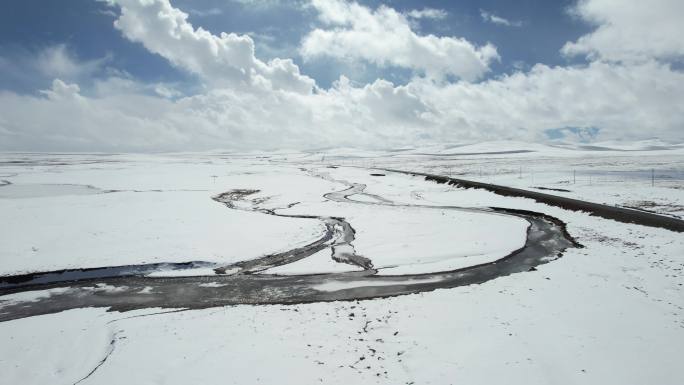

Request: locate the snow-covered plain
(0, 155), (326, 275)
(308, 140), (684, 219)
(1, 142), (683, 384)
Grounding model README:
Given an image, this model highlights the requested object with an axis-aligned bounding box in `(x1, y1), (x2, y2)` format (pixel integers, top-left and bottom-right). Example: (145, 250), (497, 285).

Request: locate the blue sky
(0, 0), (591, 91)
(0, 0), (682, 151)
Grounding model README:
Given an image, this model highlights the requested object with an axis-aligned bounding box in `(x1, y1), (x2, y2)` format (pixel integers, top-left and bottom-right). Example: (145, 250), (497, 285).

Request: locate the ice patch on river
(312, 276), (443, 291)
(147, 267), (219, 277)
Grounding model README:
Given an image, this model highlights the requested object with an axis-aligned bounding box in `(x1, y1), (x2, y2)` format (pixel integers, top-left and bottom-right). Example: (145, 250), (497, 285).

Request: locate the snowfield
(0, 156), (326, 275)
(1, 141), (683, 384)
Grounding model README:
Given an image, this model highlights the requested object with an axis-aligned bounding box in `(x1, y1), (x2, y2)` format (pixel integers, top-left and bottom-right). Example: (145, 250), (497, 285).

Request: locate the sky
(0, 0), (682, 151)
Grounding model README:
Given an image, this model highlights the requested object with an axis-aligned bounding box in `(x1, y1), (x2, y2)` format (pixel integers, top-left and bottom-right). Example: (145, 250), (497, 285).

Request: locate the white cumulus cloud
(112, 0), (315, 94)
(405, 8), (448, 20)
(480, 10), (522, 27)
(0, 0), (683, 152)
(300, 0), (499, 82)
(562, 0), (684, 62)
(39, 79), (82, 101)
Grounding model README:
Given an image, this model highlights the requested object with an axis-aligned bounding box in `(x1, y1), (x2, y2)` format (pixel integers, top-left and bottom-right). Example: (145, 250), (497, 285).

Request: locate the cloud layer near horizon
(0, 0), (683, 151)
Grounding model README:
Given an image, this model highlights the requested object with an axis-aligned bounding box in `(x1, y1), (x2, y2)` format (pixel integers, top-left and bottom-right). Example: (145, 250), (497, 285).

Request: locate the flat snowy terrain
(1, 141), (683, 384)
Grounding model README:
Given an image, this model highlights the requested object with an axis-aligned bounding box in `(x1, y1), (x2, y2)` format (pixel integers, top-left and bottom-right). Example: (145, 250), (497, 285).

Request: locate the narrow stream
(0, 169), (579, 322)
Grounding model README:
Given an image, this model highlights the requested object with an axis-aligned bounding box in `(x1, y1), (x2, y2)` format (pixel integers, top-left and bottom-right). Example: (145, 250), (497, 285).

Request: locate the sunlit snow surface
(0, 153), (528, 276)
(1, 141), (684, 385)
